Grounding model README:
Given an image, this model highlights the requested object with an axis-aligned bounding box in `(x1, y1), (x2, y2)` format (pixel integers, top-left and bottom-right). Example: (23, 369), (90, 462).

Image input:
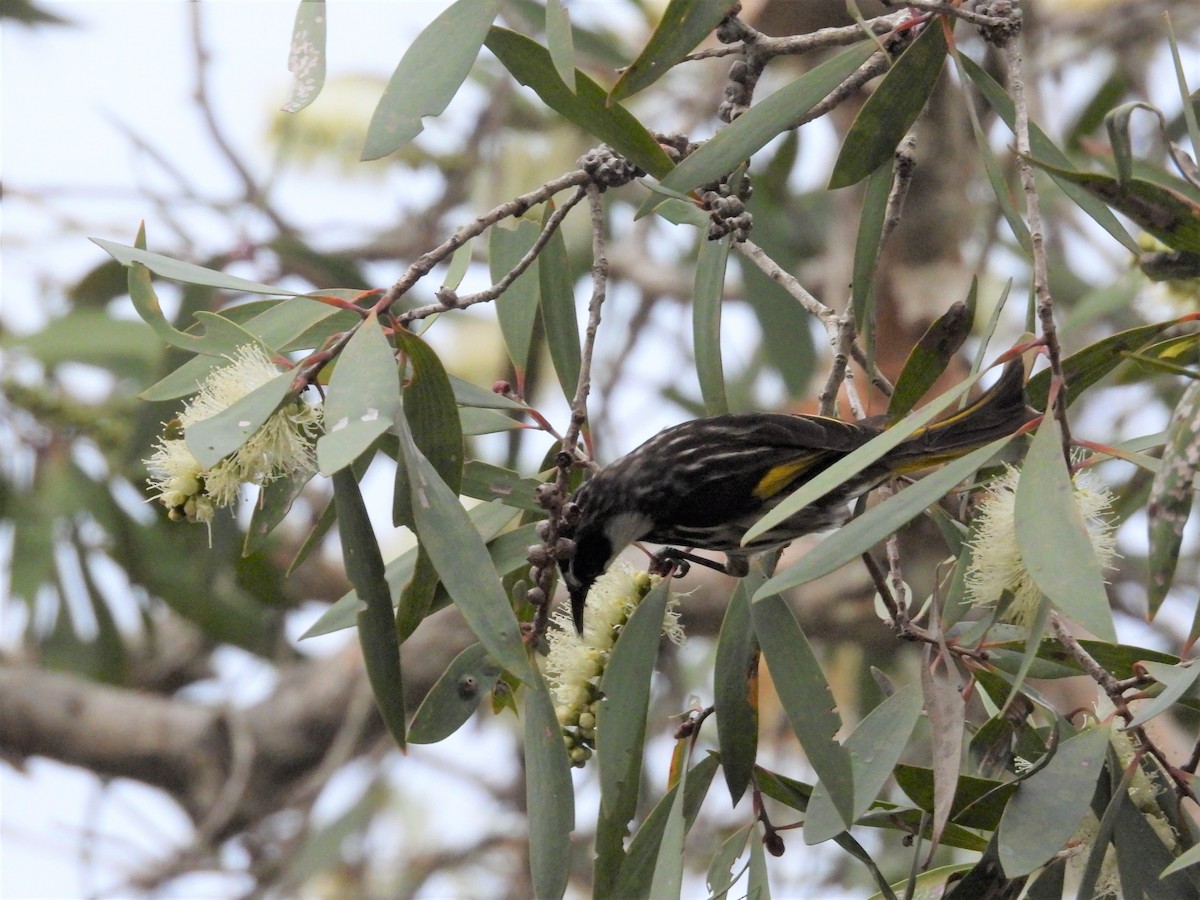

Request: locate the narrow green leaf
(91, 237), (294, 295)
(485, 27), (675, 179)
(393, 413), (534, 683)
(756, 437), (1013, 597)
(893, 764), (1017, 832)
(959, 54), (1139, 254)
(694, 233), (731, 415)
(545, 0), (575, 92)
(450, 374), (528, 409)
(1147, 379), (1200, 613)
(851, 160), (894, 334)
(609, 0), (740, 102)
(125, 224), (205, 352)
(647, 738), (691, 900)
(394, 328), (464, 510)
(1021, 155), (1200, 254)
(333, 469), (406, 748)
(361, 0), (499, 160)
(751, 594), (854, 827)
(460, 407), (526, 435)
(652, 41), (876, 204)
(1025, 318), (1188, 410)
(743, 367), (988, 546)
(707, 824), (752, 900)
(185, 369), (296, 469)
(301, 502), (523, 639)
(1015, 416), (1117, 643)
(489, 218), (542, 376)
(714, 571), (762, 804)
(408, 643), (503, 743)
(282, 0), (326, 113)
(460, 460), (543, 511)
(1125, 660), (1200, 730)
(1105, 101), (1164, 186)
(614, 755), (721, 900)
(997, 725), (1110, 878)
(829, 22), (946, 189)
(804, 682), (923, 844)
(319, 314), (401, 476)
(538, 202), (582, 401)
(889, 300), (974, 417)
(1159, 838), (1200, 878)
(596, 581), (671, 820)
(747, 825), (771, 899)
(525, 672), (575, 900)
(245, 466), (314, 555)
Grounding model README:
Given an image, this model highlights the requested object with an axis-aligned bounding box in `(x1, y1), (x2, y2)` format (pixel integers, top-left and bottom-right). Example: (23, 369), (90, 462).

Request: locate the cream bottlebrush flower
(543, 561), (684, 766)
(965, 464), (1117, 627)
(145, 344), (321, 522)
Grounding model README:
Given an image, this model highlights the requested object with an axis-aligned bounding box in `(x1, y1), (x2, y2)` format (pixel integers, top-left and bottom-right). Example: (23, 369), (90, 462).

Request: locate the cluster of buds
(525, 478), (578, 612)
(719, 57), (758, 123)
(701, 177), (754, 242)
(967, 0), (1023, 46)
(144, 344), (321, 525)
(542, 562), (682, 767)
(653, 132), (699, 166)
(577, 145), (645, 191)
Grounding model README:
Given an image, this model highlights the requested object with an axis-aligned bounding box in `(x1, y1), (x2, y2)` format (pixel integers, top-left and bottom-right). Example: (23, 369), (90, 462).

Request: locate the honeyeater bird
(560, 358), (1033, 632)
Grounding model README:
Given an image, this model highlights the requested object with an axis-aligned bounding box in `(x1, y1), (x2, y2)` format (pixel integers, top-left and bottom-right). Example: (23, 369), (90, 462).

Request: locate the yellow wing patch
(753, 456), (819, 500)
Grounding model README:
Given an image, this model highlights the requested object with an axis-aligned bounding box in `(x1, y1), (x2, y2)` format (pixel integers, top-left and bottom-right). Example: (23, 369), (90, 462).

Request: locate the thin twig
(1005, 39), (1073, 458)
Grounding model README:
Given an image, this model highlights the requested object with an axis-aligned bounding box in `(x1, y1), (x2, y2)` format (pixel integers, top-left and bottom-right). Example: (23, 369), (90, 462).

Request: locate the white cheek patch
(603, 511), (654, 562)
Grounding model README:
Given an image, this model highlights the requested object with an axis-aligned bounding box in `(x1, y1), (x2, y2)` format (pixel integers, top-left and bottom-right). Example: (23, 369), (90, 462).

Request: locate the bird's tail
(888, 357), (1035, 473)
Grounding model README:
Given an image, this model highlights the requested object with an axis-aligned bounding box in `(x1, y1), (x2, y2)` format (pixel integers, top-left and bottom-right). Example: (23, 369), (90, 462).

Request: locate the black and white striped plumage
(560, 359), (1032, 631)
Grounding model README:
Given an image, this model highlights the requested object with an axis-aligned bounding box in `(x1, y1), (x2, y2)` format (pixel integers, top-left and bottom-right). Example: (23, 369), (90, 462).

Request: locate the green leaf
(545, 0), (575, 92)
(1147, 379), (1200, 613)
(317, 314), (401, 475)
(408, 643), (503, 743)
(613, 755), (721, 900)
(301, 502), (524, 639)
(714, 571), (762, 804)
(804, 682), (923, 844)
(1125, 660), (1200, 730)
(282, 0), (326, 113)
(609, 0), (740, 102)
(997, 725), (1110, 878)
(538, 202), (582, 401)
(921, 648), (966, 855)
(361, 0), (499, 160)
(829, 21), (946, 189)
(1025, 318), (1188, 410)
(1015, 416), (1117, 643)
(333, 469), (406, 748)
(91, 237), (294, 295)
(743, 366), (988, 546)
(851, 160), (894, 334)
(392, 412), (534, 683)
(244, 466), (314, 556)
(694, 233), (731, 415)
(450, 374), (528, 409)
(647, 738), (691, 900)
(888, 300), (974, 417)
(707, 824), (752, 900)
(460, 460), (543, 511)
(460, 407), (526, 435)
(524, 672), (575, 900)
(651, 41), (876, 204)
(893, 765), (1017, 832)
(485, 27), (675, 179)
(185, 369), (296, 469)
(393, 329), (465, 637)
(596, 581), (672, 820)
(756, 437), (1013, 597)
(958, 54), (1139, 254)
(1022, 156), (1200, 254)
(751, 594), (854, 827)
(489, 218), (542, 376)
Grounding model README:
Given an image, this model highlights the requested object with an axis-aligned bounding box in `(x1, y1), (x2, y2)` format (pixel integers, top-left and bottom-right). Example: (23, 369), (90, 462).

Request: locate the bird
(559, 358), (1033, 632)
